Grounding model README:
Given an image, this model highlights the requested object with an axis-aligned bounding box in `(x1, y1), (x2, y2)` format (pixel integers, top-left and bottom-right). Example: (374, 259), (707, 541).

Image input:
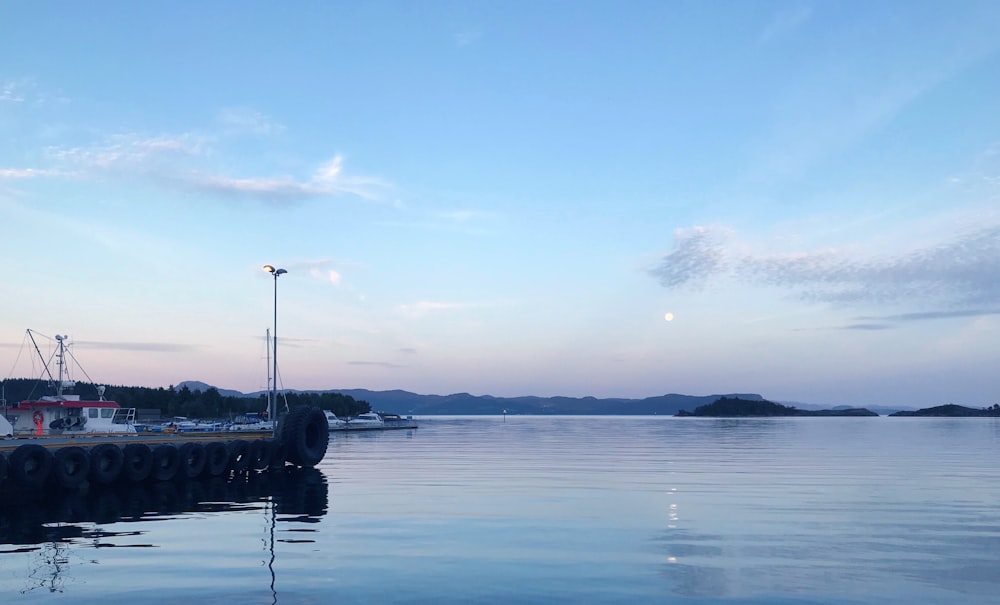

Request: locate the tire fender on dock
(9, 443), (54, 488)
(178, 442), (207, 479)
(0, 451), (7, 484)
(121, 443), (154, 483)
(227, 439), (250, 472)
(203, 441), (229, 477)
(247, 439), (270, 472)
(267, 439), (287, 470)
(151, 444), (181, 482)
(53, 446), (91, 490)
(89, 443), (125, 485)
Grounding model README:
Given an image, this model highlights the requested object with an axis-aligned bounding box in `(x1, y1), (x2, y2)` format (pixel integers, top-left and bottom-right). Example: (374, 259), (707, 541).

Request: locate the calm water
(2, 416), (999, 604)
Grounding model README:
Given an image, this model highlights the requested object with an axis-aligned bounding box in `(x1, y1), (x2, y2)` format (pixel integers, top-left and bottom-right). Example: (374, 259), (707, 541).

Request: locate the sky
(1, 1), (999, 408)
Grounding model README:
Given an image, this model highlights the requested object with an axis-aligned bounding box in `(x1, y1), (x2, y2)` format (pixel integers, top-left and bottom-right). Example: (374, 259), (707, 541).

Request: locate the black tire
(89, 443), (125, 485)
(203, 441), (229, 477)
(121, 443), (153, 482)
(247, 439), (270, 472)
(268, 439), (287, 470)
(53, 446), (91, 490)
(0, 451), (8, 484)
(178, 442), (206, 479)
(10, 443), (54, 488)
(227, 439), (250, 472)
(151, 444), (181, 482)
(282, 406), (329, 468)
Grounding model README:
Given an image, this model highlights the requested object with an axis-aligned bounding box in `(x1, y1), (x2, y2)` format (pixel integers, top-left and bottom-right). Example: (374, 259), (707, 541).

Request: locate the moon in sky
(664, 312), (674, 322)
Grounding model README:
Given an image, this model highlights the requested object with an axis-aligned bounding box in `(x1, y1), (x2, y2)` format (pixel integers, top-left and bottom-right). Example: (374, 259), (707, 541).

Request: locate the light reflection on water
(2, 416), (999, 604)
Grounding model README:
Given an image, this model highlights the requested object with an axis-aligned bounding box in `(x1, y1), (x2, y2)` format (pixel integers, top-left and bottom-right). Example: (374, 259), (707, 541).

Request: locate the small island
(675, 396), (879, 417)
(889, 404), (1000, 417)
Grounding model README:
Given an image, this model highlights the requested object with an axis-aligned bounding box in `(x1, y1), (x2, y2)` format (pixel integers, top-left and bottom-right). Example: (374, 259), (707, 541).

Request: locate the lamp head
(263, 264), (275, 274)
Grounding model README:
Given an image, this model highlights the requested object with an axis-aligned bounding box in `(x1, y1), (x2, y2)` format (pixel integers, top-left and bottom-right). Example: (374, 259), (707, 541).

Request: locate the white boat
(326, 411), (386, 431)
(227, 412), (274, 432)
(325, 410), (418, 432)
(324, 410), (348, 428)
(3, 331), (137, 435)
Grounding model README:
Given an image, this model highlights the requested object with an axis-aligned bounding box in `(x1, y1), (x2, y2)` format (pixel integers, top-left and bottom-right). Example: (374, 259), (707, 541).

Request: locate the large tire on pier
(0, 451), (8, 484)
(53, 446), (91, 490)
(247, 439), (270, 472)
(227, 439), (250, 472)
(151, 444), (181, 482)
(89, 443), (125, 485)
(10, 443), (54, 488)
(282, 406), (329, 467)
(178, 442), (206, 479)
(121, 443), (153, 482)
(203, 441), (229, 477)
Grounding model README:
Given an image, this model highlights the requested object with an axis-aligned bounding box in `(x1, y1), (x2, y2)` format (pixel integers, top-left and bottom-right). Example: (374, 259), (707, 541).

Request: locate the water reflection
(0, 468), (327, 597)
(0, 467), (328, 547)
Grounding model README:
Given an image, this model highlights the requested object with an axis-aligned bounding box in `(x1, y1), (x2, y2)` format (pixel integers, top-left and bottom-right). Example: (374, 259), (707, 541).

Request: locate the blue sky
(2, 1), (998, 408)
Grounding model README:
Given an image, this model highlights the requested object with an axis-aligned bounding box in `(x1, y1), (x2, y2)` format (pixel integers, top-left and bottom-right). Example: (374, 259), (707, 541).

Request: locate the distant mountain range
(175, 381), (914, 416)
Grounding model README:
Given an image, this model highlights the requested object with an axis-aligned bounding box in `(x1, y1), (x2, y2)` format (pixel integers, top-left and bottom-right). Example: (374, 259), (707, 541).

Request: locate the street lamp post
(263, 264), (287, 435)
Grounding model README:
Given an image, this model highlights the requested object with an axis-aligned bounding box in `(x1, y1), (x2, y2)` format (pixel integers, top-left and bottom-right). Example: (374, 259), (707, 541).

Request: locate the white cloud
(184, 154), (389, 203)
(0, 167), (68, 179)
(650, 222), (1000, 314)
(47, 133), (205, 170)
(0, 80), (27, 102)
(217, 107), (285, 137)
(292, 259), (346, 286)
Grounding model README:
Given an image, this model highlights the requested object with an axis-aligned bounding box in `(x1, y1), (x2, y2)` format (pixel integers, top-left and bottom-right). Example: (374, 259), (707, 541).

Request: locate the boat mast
(266, 329), (272, 407)
(55, 335), (69, 397)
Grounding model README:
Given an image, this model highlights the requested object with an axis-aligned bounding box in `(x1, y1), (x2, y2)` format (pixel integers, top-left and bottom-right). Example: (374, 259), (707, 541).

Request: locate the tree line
(0, 378), (370, 420)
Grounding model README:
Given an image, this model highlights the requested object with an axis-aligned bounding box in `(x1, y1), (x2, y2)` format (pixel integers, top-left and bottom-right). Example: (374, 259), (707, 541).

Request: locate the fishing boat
(3, 331), (137, 436)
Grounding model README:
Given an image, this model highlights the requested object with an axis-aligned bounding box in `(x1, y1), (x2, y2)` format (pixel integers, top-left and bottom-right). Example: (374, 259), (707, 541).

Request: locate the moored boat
(227, 412), (274, 432)
(327, 411), (418, 431)
(3, 332), (136, 436)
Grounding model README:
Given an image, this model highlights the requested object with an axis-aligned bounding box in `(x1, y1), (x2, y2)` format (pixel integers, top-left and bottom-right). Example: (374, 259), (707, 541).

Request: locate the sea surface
(1, 416), (999, 604)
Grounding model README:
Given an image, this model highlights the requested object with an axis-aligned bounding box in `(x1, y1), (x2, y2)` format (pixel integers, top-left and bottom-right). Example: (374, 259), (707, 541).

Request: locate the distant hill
(175, 381), (253, 400)
(175, 382), (768, 415)
(890, 404), (1000, 417)
(676, 396), (878, 417)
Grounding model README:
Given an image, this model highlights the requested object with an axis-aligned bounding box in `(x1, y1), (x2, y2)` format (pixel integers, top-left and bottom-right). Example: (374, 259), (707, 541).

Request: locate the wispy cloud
(650, 223), (1000, 314)
(73, 340), (199, 353)
(397, 301), (468, 319)
(839, 323), (892, 331)
(217, 107), (286, 137)
(294, 258), (344, 286)
(184, 155), (389, 203)
(648, 226), (730, 289)
(43, 130), (388, 204)
(347, 360), (405, 368)
(1, 80), (27, 102)
(855, 309), (1000, 322)
(0, 168), (71, 180)
(47, 133), (206, 170)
